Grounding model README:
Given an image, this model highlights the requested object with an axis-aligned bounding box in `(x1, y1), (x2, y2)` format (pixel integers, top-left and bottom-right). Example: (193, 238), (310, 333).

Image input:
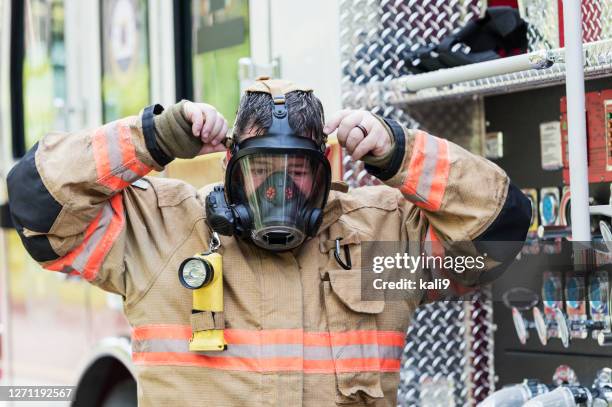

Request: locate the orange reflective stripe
(400, 131), (450, 212)
(132, 353), (303, 372)
(225, 329), (304, 345)
(132, 324), (193, 340)
(303, 332), (331, 347)
(103, 174), (131, 191)
(118, 123), (151, 177)
(81, 194), (124, 280)
(131, 325), (405, 373)
(92, 127), (114, 186)
(302, 359), (335, 374)
(45, 194), (125, 281)
(334, 357), (401, 373)
(92, 120), (152, 191)
(133, 353), (400, 374)
(427, 225), (438, 242)
(131, 326), (405, 347)
(329, 331), (405, 347)
(401, 130), (427, 197)
(46, 212), (102, 271)
(93, 125), (131, 191)
(304, 358), (400, 373)
(380, 358), (402, 372)
(423, 138), (449, 211)
(335, 358), (379, 372)
(132, 326), (306, 343)
(304, 359), (399, 373)
(304, 331), (404, 347)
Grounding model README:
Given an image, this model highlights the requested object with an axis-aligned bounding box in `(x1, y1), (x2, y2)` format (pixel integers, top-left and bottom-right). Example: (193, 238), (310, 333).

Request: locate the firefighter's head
(222, 78), (331, 251)
(233, 88), (326, 147)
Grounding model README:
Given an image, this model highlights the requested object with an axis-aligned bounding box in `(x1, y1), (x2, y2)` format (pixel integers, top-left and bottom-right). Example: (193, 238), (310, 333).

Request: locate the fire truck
(0, 0), (342, 404)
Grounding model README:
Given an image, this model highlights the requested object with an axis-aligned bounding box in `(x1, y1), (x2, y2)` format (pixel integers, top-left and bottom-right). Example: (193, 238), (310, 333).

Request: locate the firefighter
(7, 78), (530, 406)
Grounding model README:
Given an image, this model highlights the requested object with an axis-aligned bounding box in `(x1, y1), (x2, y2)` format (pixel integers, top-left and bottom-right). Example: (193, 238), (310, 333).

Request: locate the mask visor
(229, 152), (328, 250)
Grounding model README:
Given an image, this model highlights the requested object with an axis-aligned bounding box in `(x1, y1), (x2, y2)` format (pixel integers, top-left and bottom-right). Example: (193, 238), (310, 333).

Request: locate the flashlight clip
(209, 232), (221, 253)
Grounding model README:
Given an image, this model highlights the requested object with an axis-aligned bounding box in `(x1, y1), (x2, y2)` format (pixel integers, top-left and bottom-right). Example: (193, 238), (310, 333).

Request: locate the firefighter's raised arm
(325, 110), (531, 288)
(7, 101), (226, 294)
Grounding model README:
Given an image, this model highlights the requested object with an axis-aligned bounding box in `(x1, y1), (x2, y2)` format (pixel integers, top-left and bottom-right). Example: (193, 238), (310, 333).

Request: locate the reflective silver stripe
(332, 344), (403, 360)
(415, 134), (439, 201)
(132, 339), (188, 354)
(378, 345), (403, 360)
(133, 341), (303, 358)
(303, 346), (333, 360)
(115, 168), (141, 184)
(71, 202), (114, 272)
(104, 122), (123, 170)
(104, 122), (141, 184)
(132, 340), (403, 361)
(331, 344), (385, 360)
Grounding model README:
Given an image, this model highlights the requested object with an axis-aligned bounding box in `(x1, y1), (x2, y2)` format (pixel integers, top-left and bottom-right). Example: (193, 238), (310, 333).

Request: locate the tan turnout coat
(10, 107), (510, 406)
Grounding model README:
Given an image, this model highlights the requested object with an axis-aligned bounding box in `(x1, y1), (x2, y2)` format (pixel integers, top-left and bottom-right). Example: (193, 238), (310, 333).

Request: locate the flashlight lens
(181, 259), (210, 289)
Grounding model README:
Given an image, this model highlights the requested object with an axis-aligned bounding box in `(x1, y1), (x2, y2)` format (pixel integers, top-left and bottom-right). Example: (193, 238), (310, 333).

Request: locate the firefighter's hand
(182, 101), (228, 155)
(323, 110), (392, 161)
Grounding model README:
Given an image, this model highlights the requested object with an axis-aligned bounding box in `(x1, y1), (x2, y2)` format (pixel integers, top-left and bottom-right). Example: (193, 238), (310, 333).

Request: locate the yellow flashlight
(178, 252), (226, 351)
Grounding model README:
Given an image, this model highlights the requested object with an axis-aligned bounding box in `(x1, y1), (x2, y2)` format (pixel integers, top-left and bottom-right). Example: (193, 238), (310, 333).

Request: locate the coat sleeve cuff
(364, 116), (406, 181)
(142, 104), (174, 167)
(151, 100), (203, 160)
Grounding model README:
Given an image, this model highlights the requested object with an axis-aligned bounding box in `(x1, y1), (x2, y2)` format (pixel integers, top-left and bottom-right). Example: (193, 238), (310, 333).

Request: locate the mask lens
(229, 152), (328, 250)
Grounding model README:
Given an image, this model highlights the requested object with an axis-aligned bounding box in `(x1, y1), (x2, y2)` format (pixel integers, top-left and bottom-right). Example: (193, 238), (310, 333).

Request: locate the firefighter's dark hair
(233, 91), (326, 146)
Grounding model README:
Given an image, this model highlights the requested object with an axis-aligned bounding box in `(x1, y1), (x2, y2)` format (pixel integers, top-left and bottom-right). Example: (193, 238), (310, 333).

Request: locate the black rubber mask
(218, 98), (331, 251)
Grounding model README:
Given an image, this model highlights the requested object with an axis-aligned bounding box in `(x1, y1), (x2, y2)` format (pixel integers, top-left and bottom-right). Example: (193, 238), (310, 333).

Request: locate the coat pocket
(322, 268), (386, 405)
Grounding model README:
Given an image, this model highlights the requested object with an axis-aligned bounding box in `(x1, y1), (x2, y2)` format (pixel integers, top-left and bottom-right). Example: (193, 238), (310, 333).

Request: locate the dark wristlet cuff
(143, 104), (174, 167)
(364, 117), (406, 181)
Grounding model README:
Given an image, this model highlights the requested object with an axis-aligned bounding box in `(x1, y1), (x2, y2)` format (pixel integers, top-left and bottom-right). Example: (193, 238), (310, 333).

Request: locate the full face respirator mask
(205, 78), (331, 251)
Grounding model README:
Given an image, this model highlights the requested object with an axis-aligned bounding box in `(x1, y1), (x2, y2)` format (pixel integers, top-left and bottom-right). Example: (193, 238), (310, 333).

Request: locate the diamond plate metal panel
(340, 0), (484, 98)
(519, 0), (561, 50)
(398, 291), (495, 407)
(406, 97), (485, 155)
(339, 1), (495, 406)
(466, 288), (496, 402)
(400, 301), (468, 407)
(519, 0), (612, 51)
(580, 0), (612, 43)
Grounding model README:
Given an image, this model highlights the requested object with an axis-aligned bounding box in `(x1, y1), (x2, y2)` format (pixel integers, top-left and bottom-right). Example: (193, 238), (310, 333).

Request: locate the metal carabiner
(334, 237), (352, 270)
(209, 232), (221, 253)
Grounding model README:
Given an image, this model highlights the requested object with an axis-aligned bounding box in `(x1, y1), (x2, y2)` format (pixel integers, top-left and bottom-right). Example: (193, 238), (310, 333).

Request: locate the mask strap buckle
(334, 237), (352, 270)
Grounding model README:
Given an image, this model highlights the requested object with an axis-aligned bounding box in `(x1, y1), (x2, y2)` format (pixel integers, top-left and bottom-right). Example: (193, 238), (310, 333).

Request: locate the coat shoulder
(327, 184), (403, 214)
(139, 176), (198, 208)
(319, 185), (406, 240)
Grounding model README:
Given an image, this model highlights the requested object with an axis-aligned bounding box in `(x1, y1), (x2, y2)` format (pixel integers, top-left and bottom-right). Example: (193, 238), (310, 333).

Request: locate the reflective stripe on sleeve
(400, 131), (450, 212)
(131, 326), (405, 373)
(92, 119), (152, 191)
(45, 194), (125, 280)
